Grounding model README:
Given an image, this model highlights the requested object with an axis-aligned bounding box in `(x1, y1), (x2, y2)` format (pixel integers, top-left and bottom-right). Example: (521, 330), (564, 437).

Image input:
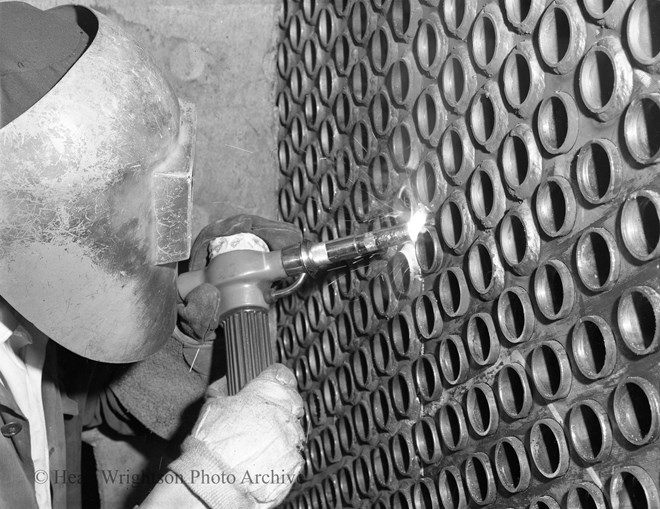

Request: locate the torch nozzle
(280, 222), (417, 277)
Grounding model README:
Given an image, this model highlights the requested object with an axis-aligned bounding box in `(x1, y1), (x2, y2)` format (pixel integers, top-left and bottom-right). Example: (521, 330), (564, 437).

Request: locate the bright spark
(407, 209), (428, 240)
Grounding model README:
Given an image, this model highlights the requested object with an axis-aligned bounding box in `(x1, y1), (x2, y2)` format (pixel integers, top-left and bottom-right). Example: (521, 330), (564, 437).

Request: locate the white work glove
(169, 364), (305, 508)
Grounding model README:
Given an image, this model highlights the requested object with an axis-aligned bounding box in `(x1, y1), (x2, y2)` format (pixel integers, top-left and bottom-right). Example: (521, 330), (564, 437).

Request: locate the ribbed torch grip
(222, 307), (273, 395)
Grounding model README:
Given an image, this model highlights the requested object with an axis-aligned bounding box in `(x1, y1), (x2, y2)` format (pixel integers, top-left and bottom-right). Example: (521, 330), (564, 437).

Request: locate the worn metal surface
(0, 8), (191, 362)
(276, 0), (660, 507)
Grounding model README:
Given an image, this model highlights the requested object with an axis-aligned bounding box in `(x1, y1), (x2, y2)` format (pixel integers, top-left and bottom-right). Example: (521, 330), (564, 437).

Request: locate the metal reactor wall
(274, 0), (660, 507)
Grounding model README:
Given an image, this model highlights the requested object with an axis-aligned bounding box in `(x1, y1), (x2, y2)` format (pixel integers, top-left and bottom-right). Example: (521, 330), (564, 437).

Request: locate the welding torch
(177, 219), (423, 394)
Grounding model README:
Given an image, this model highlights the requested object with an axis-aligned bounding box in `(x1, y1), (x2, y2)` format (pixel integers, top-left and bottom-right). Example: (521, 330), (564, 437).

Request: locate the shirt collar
(0, 298), (22, 348)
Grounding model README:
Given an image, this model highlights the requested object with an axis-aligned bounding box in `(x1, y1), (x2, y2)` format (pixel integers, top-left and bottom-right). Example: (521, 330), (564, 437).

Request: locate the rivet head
(1, 421), (23, 437)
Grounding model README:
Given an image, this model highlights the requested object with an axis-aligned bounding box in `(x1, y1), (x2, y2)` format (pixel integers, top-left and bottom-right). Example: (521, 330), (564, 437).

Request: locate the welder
(0, 2), (304, 508)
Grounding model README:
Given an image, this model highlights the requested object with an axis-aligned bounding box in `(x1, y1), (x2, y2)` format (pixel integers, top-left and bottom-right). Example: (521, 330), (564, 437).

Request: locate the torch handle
(222, 306), (273, 395)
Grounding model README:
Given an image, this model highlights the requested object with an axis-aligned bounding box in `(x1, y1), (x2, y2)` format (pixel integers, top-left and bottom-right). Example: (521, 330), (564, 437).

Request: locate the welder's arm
(139, 363), (305, 509)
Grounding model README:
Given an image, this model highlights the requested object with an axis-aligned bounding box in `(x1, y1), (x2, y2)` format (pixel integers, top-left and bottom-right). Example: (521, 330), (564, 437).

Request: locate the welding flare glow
(407, 209), (428, 240)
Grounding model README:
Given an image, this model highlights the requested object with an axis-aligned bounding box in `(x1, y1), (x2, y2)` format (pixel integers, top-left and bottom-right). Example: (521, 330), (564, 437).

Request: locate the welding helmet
(0, 7), (195, 362)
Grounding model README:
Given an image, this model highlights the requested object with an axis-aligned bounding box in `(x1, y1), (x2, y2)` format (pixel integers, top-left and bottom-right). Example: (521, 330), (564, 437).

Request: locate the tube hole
(498, 365), (529, 418)
(414, 90), (437, 140)
(443, 55), (466, 106)
(585, 0), (615, 16)
(317, 7), (334, 49)
(389, 313), (413, 358)
(575, 486), (601, 509)
(534, 261), (573, 320)
(530, 420), (567, 478)
(391, 0), (413, 38)
(467, 383), (497, 436)
(581, 49), (615, 110)
(468, 242), (494, 293)
(532, 342), (571, 400)
(337, 465), (354, 503)
(373, 387), (393, 431)
(372, 331), (393, 375)
(539, 95), (569, 150)
(334, 33), (352, 75)
(626, 96), (660, 161)
(441, 128), (464, 178)
(572, 316), (616, 379)
(576, 229), (617, 291)
(415, 292), (440, 338)
(629, 0), (660, 63)
(440, 200), (463, 248)
(505, 53), (531, 107)
(414, 230), (440, 274)
(350, 1), (369, 43)
(390, 122), (413, 168)
(352, 120), (372, 163)
(473, 14), (497, 67)
(320, 118), (336, 156)
(333, 91), (353, 133)
(352, 179), (371, 220)
(372, 444), (392, 486)
(389, 60), (411, 105)
(536, 177), (575, 237)
(500, 291), (525, 340)
(369, 26), (390, 73)
(618, 288), (658, 353)
(336, 148), (355, 189)
(502, 135), (530, 189)
(501, 214), (528, 267)
(622, 193), (660, 259)
(320, 326), (338, 367)
(370, 91), (393, 137)
(438, 269), (468, 317)
(440, 336), (466, 385)
(415, 20), (439, 72)
(337, 365), (355, 403)
(496, 440), (523, 491)
(336, 311), (354, 351)
(611, 468), (658, 509)
(445, 0), (466, 32)
(415, 355), (441, 401)
(290, 66), (304, 102)
(288, 14), (303, 51)
(352, 349), (371, 390)
(569, 402), (609, 462)
(414, 161), (438, 207)
(506, 0), (533, 25)
(614, 378), (658, 445)
(371, 273), (392, 317)
(577, 140), (621, 205)
(471, 93), (496, 144)
(465, 455), (492, 503)
(440, 402), (466, 450)
(391, 430), (413, 475)
(473, 389), (491, 432)
(539, 6), (571, 66)
(369, 153), (393, 199)
(389, 252), (413, 299)
(539, 265), (562, 316)
(471, 167), (495, 220)
(438, 468), (465, 509)
(467, 314), (498, 366)
(350, 60), (369, 104)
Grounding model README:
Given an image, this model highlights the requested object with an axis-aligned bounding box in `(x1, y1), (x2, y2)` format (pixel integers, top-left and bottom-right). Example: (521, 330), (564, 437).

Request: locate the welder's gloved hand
(169, 364), (305, 509)
(177, 283), (222, 343)
(189, 214), (303, 271)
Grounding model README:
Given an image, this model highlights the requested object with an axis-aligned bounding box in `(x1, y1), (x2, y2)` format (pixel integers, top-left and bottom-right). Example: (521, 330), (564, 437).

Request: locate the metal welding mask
(0, 8), (195, 362)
